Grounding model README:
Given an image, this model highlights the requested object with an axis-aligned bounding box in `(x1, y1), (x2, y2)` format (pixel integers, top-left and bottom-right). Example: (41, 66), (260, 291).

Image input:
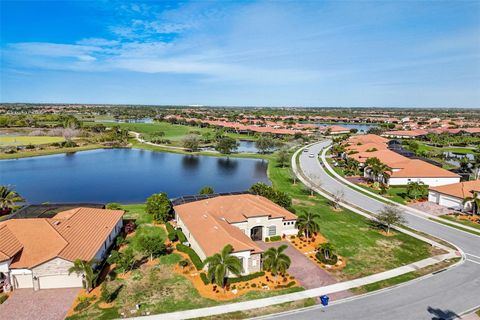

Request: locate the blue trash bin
(320, 295), (329, 306)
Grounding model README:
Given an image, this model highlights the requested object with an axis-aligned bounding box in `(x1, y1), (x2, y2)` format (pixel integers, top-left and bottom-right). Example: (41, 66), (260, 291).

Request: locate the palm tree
(296, 211), (320, 239)
(463, 192), (480, 215)
(318, 242), (335, 260)
(68, 259), (97, 292)
(365, 158), (391, 184)
(406, 182), (427, 200)
(262, 244), (291, 283)
(204, 244), (243, 291)
(0, 185), (24, 211)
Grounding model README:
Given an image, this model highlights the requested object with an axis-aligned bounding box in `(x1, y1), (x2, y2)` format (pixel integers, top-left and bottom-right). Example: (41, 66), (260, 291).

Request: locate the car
(309, 153), (315, 158)
(303, 148), (309, 152)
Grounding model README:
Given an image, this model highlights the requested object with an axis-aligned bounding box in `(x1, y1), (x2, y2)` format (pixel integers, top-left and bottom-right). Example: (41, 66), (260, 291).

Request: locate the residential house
(428, 180), (480, 212)
(0, 207), (124, 291)
(174, 194), (298, 275)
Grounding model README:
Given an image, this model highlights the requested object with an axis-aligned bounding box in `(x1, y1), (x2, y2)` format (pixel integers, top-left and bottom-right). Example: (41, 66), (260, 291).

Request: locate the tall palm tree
(204, 244), (243, 291)
(263, 244), (291, 282)
(463, 192), (480, 215)
(365, 158), (391, 184)
(68, 259), (97, 292)
(296, 211), (320, 239)
(0, 185), (24, 211)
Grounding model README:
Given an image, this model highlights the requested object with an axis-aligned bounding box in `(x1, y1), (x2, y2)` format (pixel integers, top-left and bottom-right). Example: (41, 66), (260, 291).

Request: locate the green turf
(440, 215), (480, 231)
(0, 136), (64, 146)
(0, 144), (104, 160)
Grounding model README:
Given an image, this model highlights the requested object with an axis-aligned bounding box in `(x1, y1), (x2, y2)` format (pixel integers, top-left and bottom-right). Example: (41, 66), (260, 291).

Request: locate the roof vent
(53, 221), (61, 226)
(202, 214), (207, 219)
(213, 226), (218, 230)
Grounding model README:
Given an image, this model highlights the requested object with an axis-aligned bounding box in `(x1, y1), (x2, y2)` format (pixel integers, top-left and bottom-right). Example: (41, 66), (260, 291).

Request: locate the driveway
(0, 288), (80, 320)
(256, 241), (352, 300)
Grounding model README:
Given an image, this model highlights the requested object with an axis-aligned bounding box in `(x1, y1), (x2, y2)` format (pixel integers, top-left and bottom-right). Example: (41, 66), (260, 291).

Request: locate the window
(268, 226), (276, 236)
(283, 222), (287, 226)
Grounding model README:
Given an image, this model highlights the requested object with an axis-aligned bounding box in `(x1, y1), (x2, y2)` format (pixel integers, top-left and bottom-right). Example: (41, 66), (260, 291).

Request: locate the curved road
(267, 141), (480, 320)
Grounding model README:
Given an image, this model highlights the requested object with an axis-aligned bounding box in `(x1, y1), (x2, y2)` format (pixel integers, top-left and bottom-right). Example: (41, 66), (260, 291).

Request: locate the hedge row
(166, 222), (178, 242)
(176, 244), (203, 270)
(226, 271), (265, 285)
(265, 235), (282, 242)
(200, 272), (210, 285)
(274, 281), (296, 289)
(177, 229), (187, 243)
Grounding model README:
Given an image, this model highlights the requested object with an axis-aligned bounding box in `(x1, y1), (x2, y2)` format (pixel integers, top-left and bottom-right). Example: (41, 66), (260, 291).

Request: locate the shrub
(124, 221), (136, 234)
(251, 283), (257, 288)
(25, 144), (35, 149)
(168, 232), (178, 242)
(165, 222), (175, 234)
(63, 140), (78, 148)
(200, 272), (210, 285)
(145, 192), (173, 223)
(106, 203), (122, 210)
(226, 272), (265, 285)
(0, 294), (8, 304)
(265, 237), (270, 242)
(274, 281), (296, 289)
(100, 282), (110, 302)
(176, 244), (203, 270)
(179, 259), (190, 269)
(166, 222), (178, 242)
(176, 229), (187, 243)
(74, 296), (94, 312)
(315, 251), (338, 265)
(269, 235), (281, 242)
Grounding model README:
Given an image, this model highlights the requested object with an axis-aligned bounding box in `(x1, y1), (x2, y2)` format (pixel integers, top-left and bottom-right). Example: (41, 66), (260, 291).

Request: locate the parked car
(303, 148), (309, 152)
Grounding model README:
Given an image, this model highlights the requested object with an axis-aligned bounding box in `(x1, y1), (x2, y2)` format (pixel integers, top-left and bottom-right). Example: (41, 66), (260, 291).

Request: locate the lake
(201, 140), (277, 153)
(312, 122), (377, 133)
(0, 149), (270, 204)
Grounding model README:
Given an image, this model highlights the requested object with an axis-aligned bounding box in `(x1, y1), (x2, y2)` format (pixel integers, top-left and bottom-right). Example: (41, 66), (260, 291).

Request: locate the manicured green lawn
(0, 144), (104, 160)
(440, 215), (480, 231)
(0, 135), (64, 146)
(270, 155), (434, 280)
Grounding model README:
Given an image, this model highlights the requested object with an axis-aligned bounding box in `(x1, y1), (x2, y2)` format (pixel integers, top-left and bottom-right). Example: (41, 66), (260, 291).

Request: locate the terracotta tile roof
(0, 208), (124, 269)
(0, 224), (23, 262)
(391, 160), (460, 178)
(174, 195), (297, 256)
(346, 134), (389, 145)
(383, 129), (429, 137)
(429, 180), (480, 199)
(52, 208), (124, 262)
(349, 149), (411, 168)
(345, 142), (388, 153)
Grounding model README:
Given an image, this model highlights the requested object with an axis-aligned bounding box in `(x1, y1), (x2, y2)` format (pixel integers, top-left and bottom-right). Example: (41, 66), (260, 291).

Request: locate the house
(428, 180), (480, 212)
(0, 207), (124, 291)
(388, 159), (460, 186)
(174, 194), (298, 275)
(382, 129), (429, 139)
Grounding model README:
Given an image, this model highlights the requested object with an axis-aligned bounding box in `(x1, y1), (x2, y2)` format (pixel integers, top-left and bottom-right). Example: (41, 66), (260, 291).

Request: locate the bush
(200, 272), (210, 285)
(145, 192), (173, 223)
(274, 281), (296, 289)
(165, 222), (175, 234)
(0, 294), (8, 304)
(166, 222), (178, 242)
(249, 183), (293, 211)
(315, 251), (338, 265)
(177, 229), (187, 243)
(168, 232), (178, 242)
(74, 296), (95, 312)
(100, 282), (110, 302)
(269, 235), (281, 242)
(25, 144), (35, 149)
(265, 237), (270, 242)
(124, 221), (136, 234)
(176, 244), (203, 270)
(106, 203), (122, 210)
(226, 272), (265, 285)
(63, 140), (78, 148)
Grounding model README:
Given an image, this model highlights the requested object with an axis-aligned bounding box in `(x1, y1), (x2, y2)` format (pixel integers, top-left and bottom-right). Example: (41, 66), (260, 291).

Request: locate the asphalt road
(266, 141), (480, 320)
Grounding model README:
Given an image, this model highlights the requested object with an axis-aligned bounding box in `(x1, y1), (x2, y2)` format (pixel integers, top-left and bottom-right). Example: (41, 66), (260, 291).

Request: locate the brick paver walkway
(256, 241), (352, 300)
(0, 288), (80, 320)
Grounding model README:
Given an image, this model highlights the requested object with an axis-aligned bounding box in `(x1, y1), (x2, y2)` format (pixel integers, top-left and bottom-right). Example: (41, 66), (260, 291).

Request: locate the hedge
(200, 272), (210, 285)
(176, 244), (203, 270)
(165, 222), (175, 234)
(0, 294), (8, 304)
(177, 229), (188, 243)
(226, 271), (265, 285)
(166, 222), (178, 242)
(274, 281), (296, 289)
(269, 235), (282, 242)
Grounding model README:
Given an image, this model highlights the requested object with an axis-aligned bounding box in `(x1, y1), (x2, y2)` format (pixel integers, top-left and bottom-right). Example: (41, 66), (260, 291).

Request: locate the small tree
(406, 182), (428, 200)
(107, 248), (136, 274)
(137, 233), (167, 261)
(376, 206), (407, 235)
(215, 136), (239, 154)
(204, 244), (243, 292)
(146, 192), (173, 223)
(68, 260), (97, 292)
(276, 148), (290, 168)
(182, 134), (200, 152)
(255, 134), (276, 154)
(199, 186), (214, 195)
(296, 212), (320, 239)
(330, 190), (344, 210)
(262, 244), (291, 282)
(106, 203), (122, 210)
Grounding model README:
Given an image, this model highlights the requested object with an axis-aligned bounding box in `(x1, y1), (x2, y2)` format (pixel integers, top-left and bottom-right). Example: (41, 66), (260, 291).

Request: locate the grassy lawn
(0, 135), (64, 146)
(269, 156), (434, 280)
(87, 121), (257, 145)
(0, 144), (104, 160)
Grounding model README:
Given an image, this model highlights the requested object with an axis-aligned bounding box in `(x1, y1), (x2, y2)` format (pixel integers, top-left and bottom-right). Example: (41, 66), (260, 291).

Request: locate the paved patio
(0, 288), (80, 320)
(256, 241), (352, 301)
(408, 201), (459, 217)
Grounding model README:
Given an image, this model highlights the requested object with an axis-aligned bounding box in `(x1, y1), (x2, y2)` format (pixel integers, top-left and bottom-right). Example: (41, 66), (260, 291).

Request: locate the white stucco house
(428, 180), (480, 213)
(0, 207), (124, 291)
(174, 194), (298, 275)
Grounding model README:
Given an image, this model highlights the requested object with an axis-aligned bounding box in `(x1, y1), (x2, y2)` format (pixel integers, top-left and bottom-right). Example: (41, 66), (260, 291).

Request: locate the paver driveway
(0, 288), (80, 320)
(256, 241), (352, 300)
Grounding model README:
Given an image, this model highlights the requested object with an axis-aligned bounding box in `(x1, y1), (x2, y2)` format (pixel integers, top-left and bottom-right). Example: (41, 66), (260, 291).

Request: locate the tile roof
(0, 207), (124, 268)
(346, 134), (389, 145)
(174, 194), (297, 256)
(349, 149), (411, 168)
(0, 224), (23, 262)
(429, 180), (480, 199)
(391, 160), (460, 178)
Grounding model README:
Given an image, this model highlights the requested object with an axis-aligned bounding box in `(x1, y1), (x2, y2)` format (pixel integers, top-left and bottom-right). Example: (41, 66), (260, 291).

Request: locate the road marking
(465, 253), (480, 260)
(466, 259), (480, 266)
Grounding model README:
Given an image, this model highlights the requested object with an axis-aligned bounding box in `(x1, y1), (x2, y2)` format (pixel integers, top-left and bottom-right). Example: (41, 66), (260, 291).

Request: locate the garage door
(12, 274), (33, 289)
(439, 196), (462, 209)
(39, 274), (83, 289)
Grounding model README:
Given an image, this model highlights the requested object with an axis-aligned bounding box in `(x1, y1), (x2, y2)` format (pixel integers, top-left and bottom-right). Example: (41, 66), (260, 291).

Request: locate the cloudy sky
(1, 1), (479, 107)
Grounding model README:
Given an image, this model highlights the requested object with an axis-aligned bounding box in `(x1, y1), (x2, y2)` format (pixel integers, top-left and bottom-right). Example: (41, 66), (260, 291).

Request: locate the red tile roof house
(428, 180), (480, 213)
(0, 208), (124, 291)
(174, 194), (298, 275)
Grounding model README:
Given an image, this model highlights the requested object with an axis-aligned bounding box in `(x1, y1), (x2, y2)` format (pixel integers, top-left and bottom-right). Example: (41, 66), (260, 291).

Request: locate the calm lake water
(313, 122), (377, 133)
(0, 149), (270, 204)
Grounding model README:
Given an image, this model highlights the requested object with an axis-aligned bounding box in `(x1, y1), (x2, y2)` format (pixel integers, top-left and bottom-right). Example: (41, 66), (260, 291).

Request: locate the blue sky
(1, 1), (479, 107)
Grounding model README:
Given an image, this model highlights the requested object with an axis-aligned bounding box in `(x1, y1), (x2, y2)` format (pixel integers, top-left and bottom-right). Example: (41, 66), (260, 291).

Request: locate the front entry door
(250, 226), (263, 241)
